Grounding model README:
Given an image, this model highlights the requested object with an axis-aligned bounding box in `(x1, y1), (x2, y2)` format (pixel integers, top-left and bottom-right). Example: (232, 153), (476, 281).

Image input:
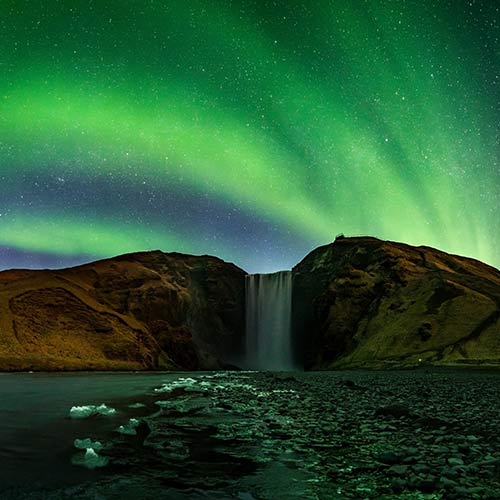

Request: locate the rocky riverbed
(7, 370), (500, 499)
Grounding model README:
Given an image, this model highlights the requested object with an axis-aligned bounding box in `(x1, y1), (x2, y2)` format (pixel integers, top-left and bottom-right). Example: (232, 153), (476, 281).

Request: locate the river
(0, 372), (182, 495)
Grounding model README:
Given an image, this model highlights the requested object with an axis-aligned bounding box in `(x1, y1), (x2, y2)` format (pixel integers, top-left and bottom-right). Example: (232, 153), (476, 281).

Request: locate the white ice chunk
(128, 402), (146, 409)
(178, 377), (197, 384)
(154, 377), (199, 393)
(83, 448), (108, 468)
(74, 438), (103, 451)
(95, 403), (117, 416)
(71, 448), (109, 469)
(116, 418), (141, 435)
(69, 403), (117, 419)
(70, 405), (96, 419)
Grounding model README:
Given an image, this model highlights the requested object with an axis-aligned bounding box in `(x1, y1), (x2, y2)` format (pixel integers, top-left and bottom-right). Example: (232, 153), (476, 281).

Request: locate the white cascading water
(245, 271), (294, 370)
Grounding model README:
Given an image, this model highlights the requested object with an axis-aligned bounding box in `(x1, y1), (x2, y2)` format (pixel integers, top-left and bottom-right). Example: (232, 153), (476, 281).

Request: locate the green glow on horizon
(0, 213), (192, 258)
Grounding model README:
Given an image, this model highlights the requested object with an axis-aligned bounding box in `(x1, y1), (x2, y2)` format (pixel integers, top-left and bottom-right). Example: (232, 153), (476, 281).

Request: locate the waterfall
(245, 271), (294, 370)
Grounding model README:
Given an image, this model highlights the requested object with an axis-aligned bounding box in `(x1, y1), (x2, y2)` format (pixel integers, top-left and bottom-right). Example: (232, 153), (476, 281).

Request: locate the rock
(0, 251), (245, 370)
(440, 476), (460, 488)
(413, 464), (430, 474)
(375, 404), (413, 419)
(390, 478), (406, 493)
(434, 446), (451, 454)
(441, 466), (460, 478)
(452, 485), (483, 497)
(338, 379), (367, 391)
(292, 236), (500, 369)
(467, 435), (480, 442)
(476, 456), (500, 466)
(417, 416), (451, 429)
(374, 451), (400, 465)
(388, 465), (408, 476)
(458, 443), (470, 454)
(416, 478), (437, 493)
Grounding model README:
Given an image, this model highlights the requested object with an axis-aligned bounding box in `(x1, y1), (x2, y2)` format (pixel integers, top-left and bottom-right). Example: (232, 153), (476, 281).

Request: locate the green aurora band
(1, 0), (499, 272)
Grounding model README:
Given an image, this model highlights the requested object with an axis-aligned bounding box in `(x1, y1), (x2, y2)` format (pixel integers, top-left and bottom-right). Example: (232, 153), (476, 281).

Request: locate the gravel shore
(9, 369), (500, 499)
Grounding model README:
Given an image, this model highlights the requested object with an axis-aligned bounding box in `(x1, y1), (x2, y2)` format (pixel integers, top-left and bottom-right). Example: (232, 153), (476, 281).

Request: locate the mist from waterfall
(245, 271), (294, 370)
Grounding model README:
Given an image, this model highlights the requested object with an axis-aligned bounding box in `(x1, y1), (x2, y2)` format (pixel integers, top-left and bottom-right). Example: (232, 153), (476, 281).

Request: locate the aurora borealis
(1, 1), (499, 273)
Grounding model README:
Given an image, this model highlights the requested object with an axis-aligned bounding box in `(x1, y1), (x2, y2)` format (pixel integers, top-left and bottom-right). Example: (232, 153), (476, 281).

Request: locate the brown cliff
(0, 251), (245, 371)
(292, 237), (500, 369)
(2, 237), (500, 371)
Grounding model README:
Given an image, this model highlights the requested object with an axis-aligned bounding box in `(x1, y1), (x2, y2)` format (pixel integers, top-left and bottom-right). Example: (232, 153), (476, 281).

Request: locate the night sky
(1, 0), (499, 273)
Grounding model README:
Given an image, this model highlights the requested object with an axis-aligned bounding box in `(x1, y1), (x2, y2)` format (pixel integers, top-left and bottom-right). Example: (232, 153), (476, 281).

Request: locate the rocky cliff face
(293, 237), (500, 369)
(2, 237), (500, 371)
(0, 251), (245, 371)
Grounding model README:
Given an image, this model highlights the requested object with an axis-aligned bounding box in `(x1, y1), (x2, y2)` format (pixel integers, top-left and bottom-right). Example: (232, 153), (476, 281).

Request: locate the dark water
(0, 372), (183, 493)
(0, 371), (321, 500)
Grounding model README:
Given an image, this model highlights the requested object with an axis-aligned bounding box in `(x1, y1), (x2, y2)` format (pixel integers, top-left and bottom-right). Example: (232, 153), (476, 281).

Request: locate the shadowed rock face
(292, 237), (500, 369)
(0, 251), (245, 371)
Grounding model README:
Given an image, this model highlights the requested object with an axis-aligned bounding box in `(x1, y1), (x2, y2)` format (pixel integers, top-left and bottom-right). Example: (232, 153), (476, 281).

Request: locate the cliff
(0, 251), (245, 371)
(2, 236), (500, 371)
(292, 237), (500, 369)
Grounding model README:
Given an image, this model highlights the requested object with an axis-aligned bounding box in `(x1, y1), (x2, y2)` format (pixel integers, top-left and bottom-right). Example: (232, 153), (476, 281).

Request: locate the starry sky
(1, 0), (499, 273)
